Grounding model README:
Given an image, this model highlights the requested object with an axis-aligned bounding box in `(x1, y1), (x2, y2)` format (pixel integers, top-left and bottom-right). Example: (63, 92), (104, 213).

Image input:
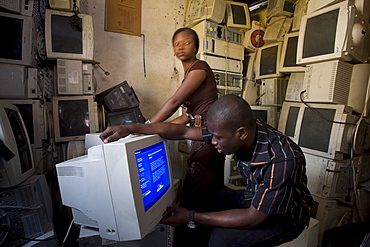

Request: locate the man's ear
(236, 127), (248, 140)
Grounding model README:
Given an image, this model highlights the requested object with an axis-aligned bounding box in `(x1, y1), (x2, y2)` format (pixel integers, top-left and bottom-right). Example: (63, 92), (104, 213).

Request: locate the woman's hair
(172, 27), (200, 53)
(207, 94), (255, 132)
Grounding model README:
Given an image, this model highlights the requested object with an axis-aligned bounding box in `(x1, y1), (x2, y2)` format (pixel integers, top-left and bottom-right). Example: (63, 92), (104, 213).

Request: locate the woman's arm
(149, 69), (206, 123)
(100, 122), (204, 143)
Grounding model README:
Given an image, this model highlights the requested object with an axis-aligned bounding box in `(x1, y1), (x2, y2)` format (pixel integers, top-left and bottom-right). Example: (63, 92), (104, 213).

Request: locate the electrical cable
(141, 34), (147, 77)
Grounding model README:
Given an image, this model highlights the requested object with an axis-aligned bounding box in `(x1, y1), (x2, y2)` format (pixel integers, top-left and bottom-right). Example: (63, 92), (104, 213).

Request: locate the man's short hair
(207, 94), (255, 131)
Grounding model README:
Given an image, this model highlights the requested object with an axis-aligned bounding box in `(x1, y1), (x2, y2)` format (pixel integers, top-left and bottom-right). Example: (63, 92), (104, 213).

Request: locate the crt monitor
(1, 99), (48, 148)
(266, 0), (296, 21)
(0, 101), (35, 188)
(184, 0), (226, 27)
(45, 9), (94, 61)
(0, 12), (36, 66)
(255, 42), (283, 80)
(56, 134), (176, 242)
(296, 0), (369, 65)
(251, 105), (279, 129)
(225, 1), (251, 31)
(279, 32), (306, 73)
(95, 81), (140, 113)
(52, 95), (103, 142)
(278, 102), (359, 159)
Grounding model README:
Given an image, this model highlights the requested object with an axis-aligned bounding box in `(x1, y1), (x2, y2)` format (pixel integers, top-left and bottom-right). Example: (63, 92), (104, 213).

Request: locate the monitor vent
(59, 60), (66, 66)
(57, 166), (85, 177)
(58, 67), (66, 74)
(59, 78), (66, 85)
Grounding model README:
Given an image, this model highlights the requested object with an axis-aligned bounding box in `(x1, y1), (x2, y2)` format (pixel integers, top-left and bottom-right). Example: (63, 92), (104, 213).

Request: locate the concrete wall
(88, 0), (188, 120)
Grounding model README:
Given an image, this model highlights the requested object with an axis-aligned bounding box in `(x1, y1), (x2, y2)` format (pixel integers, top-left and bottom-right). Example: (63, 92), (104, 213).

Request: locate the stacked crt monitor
(278, 102), (358, 159)
(45, 9), (94, 61)
(296, 0), (369, 65)
(0, 101), (35, 188)
(52, 95), (102, 142)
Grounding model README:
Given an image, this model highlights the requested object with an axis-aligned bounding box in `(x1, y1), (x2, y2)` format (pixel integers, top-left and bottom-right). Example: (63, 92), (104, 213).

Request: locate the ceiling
(235, 0), (268, 10)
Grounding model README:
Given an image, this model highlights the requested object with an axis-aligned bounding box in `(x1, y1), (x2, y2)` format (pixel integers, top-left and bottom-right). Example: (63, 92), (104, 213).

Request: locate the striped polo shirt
(202, 119), (313, 225)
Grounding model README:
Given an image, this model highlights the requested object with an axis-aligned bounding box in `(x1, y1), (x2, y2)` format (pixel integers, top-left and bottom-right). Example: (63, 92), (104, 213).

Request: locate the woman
(147, 27), (225, 206)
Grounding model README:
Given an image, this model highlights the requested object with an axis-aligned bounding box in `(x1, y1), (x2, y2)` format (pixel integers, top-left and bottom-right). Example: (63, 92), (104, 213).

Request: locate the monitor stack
(241, 1), (370, 246)
(0, 1), (55, 175)
(185, 0), (248, 98)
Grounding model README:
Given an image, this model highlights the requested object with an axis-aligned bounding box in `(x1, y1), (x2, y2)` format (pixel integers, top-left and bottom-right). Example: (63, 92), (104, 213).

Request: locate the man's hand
(99, 125), (133, 143)
(160, 206), (189, 227)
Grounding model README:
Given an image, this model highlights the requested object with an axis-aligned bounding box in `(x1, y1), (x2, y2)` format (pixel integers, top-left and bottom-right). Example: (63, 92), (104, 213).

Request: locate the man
(100, 94), (313, 247)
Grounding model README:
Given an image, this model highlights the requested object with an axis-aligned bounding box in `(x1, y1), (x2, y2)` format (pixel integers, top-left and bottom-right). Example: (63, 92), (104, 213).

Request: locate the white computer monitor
(0, 12), (37, 66)
(251, 105), (279, 129)
(255, 42), (283, 80)
(1, 99), (48, 148)
(266, 0), (296, 21)
(52, 95), (103, 142)
(278, 101), (358, 159)
(279, 32), (306, 73)
(225, 1), (251, 31)
(0, 101), (35, 188)
(296, 0), (369, 65)
(45, 9), (94, 61)
(56, 134), (176, 242)
(184, 0), (226, 27)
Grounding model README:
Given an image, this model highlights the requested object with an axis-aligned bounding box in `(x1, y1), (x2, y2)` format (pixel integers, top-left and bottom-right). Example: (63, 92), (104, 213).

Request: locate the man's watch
(187, 210), (196, 229)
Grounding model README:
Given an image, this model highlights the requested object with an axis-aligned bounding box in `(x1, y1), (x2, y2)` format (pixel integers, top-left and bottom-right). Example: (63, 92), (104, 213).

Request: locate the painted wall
(88, 0), (188, 121)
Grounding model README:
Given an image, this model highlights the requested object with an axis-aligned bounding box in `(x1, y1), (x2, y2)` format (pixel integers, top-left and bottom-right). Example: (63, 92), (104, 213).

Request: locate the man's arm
(161, 206), (269, 229)
(99, 122), (203, 143)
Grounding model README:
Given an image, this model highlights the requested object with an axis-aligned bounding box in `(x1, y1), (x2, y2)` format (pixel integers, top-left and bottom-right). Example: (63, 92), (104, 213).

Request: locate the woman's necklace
(184, 59), (198, 75)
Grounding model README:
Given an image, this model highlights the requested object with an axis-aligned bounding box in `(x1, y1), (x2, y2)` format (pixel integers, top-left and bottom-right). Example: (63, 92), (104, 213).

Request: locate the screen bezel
(279, 32), (306, 73)
(255, 42), (283, 80)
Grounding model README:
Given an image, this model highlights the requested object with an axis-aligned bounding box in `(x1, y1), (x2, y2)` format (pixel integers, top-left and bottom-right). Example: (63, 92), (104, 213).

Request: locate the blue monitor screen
(135, 142), (170, 211)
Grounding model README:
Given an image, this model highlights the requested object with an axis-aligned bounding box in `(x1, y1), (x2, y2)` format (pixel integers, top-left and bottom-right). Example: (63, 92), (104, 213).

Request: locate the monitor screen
(283, 35), (299, 67)
(261, 45), (278, 75)
(253, 110), (267, 123)
(51, 14), (83, 54)
(107, 107), (145, 126)
(302, 9), (338, 59)
(57, 99), (90, 137)
(231, 4), (247, 25)
(7, 108), (33, 174)
(226, 1), (251, 30)
(0, 12), (35, 66)
(53, 96), (101, 142)
(285, 106), (300, 137)
(298, 108), (335, 152)
(280, 32), (305, 73)
(135, 141), (171, 211)
(0, 101), (35, 188)
(1, 15), (23, 60)
(256, 42), (283, 79)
